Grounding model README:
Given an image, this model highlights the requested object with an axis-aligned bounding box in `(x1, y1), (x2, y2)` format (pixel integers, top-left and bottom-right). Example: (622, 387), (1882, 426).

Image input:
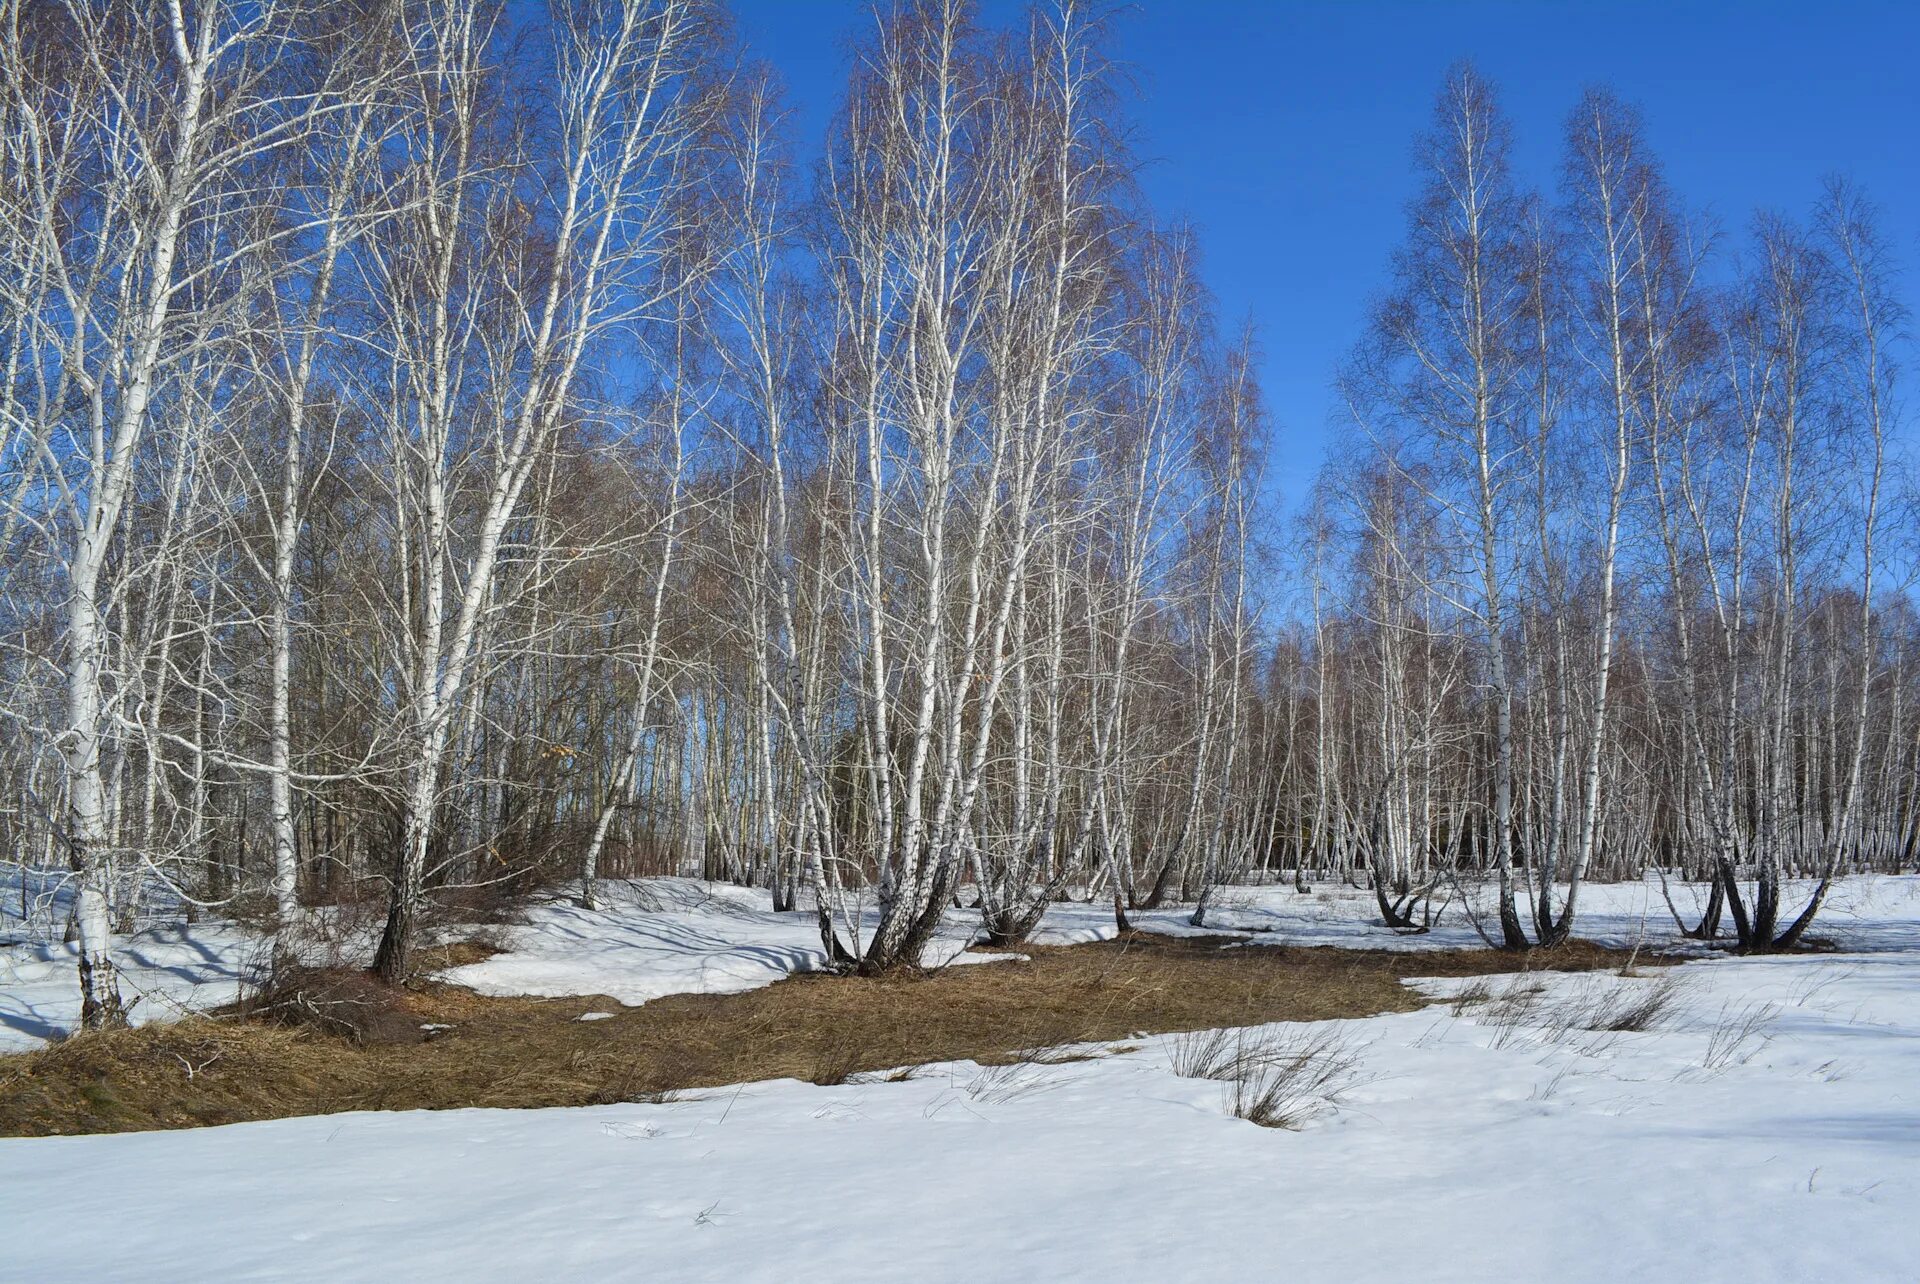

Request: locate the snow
(437, 879), (832, 1005)
(5, 941), (1919, 1280)
(0, 921), (255, 1054)
(1032, 871), (1920, 953)
(1, 869), (262, 1052)
(439, 878), (1013, 1006)
(0, 869), (374, 1052)
(8, 870), (1919, 1050)
(4, 874), (1920, 1277)
(432, 873), (1737, 1012)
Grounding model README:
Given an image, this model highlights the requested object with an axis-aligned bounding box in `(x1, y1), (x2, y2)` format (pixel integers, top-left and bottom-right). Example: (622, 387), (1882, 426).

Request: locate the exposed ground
(0, 933), (1643, 1137)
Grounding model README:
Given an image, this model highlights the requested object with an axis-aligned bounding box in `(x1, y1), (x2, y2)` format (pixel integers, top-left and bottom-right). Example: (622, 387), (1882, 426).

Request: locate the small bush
(1591, 974), (1685, 1033)
(243, 965), (425, 1047)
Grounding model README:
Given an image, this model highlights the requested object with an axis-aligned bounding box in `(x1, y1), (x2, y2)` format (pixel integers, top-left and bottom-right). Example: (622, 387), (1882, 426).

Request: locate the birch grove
(0, 6), (1914, 1026)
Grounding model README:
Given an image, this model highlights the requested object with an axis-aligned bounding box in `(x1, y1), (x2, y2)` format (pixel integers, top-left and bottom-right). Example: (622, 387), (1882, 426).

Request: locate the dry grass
(1700, 1001), (1778, 1072)
(1585, 973), (1686, 1033)
(1471, 969), (1689, 1054)
(1221, 1029), (1363, 1129)
(1170, 1024), (1366, 1129)
(0, 934), (1650, 1137)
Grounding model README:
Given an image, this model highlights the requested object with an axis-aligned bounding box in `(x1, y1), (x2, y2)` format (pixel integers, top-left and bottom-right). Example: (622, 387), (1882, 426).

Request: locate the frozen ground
(5, 931), (1918, 1280)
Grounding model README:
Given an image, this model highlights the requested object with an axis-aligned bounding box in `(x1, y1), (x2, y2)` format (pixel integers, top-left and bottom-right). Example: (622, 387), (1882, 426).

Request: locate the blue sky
(726, 0), (1920, 511)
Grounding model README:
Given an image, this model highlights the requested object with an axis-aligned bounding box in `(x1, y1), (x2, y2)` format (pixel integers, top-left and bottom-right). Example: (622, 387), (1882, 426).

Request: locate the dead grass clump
(245, 965), (426, 1047)
(806, 1034), (865, 1086)
(963, 1061), (1061, 1105)
(1166, 1024), (1366, 1127)
(1471, 970), (1689, 1053)
(1222, 1029), (1362, 1129)
(1700, 1001), (1777, 1072)
(1447, 978), (1495, 1015)
(1481, 977), (1552, 1049)
(1020, 1045), (1106, 1065)
(1588, 974), (1686, 1033)
(1168, 1027), (1247, 1080)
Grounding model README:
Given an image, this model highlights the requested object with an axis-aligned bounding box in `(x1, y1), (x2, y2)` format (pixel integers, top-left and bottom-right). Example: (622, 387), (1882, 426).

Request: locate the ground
(3, 874), (1918, 1280)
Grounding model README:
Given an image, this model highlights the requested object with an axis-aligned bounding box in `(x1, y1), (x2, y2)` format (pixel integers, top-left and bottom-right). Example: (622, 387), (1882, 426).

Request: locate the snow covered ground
(7, 870), (1920, 1050)
(2, 876), (1918, 1278)
(436, 872), (1920, 1009)
(0, 921), (256, 1053)
(0, 871), (259, 1053)
(437, 878), (1007, 1006)
(6, 871), (1919, 1280)
(5, 936), (1918, 1280)
(1037, 871), (1920, 953)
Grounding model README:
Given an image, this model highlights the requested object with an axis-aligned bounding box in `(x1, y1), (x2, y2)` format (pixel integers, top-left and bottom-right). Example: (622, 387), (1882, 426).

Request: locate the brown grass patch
(0, 935), (1652, 1137)
(419, 937), (505, 970)
(243, 965), (428, 1047)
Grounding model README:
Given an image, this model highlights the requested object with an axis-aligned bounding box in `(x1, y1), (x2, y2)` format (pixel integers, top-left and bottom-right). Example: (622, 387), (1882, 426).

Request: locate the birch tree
(2, 0), (351, 1024)
(366, 0), (719, 981)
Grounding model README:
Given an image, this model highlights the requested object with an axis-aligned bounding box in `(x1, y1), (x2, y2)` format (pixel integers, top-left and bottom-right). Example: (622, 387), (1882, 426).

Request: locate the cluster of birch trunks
(0, 2), (1908, 1028)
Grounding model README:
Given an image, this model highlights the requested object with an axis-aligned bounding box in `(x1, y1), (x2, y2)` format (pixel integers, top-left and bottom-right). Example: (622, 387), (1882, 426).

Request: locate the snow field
(4, 944), (1916, 1281)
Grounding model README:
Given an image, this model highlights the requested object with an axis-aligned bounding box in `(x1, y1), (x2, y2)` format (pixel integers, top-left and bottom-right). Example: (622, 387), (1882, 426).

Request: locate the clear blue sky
(726, 0), (1920, 511)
